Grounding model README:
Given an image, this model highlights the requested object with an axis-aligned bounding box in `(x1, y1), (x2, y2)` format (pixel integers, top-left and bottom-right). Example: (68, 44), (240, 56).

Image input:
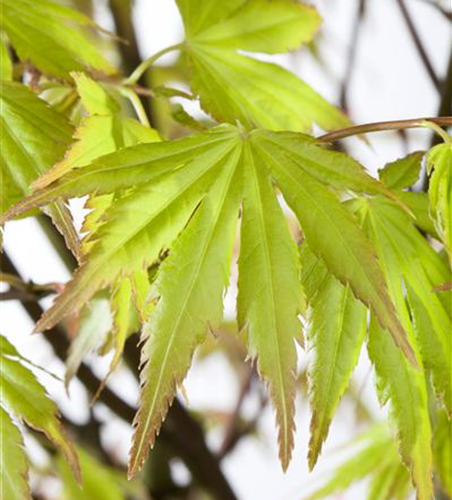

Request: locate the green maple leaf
(300, 424), (411, 500)
(302, 181), (449, 498)
(0, 37), (12, 81)
(352, 195), (450, 500)
(0, 81), (80, 256)
(1, 124), (414, 474)
(58, 447), (128, 500)
(426, 142), (452, 257)
(433, 411), (452, 497)
(378, 151), (424, 190)
(176, 0), (350, 132)
(300, 244), (367, 470)
(0, 406), (30, 500)
(376, 159), (451, 413)
(0, 0), (115, 79)
(0, 335), (80, 490)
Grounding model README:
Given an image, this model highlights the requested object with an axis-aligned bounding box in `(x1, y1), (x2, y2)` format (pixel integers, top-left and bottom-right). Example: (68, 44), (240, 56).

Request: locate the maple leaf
(0, 0), (115, 78)
(0, 81), (80, 257)
(301, 165), (450, 498)
(300, 244), (367, 470)
(1, 123), (414, 475)
(351, 194), (450, 500)
(176, 0), (350, 132)
(0, 335), (80, 490)
(300, 424), (411, 500)
(426, 142), (452, 257)
(0, 406), (30, 500)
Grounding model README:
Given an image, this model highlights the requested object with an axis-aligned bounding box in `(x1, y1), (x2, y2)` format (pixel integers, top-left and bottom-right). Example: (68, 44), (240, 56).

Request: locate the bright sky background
(1, 0), (450, 499)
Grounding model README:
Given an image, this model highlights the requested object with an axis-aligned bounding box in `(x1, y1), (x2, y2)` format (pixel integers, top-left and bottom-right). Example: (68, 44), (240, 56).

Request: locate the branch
(414, 0), (452, 21)
(394, 0), (441, 91)
(340, 0), (367, 111)
(107, 0), (157, 128)
(217, 367), (254, 458)
(318, 116), (452, 142)
(433, 47), (452, 145)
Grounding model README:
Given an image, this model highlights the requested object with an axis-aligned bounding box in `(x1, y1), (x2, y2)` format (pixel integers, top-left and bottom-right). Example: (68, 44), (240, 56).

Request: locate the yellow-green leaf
(129, 147), (241, 476)
(193, 0), (320, 53)
(178, 0), (348, 131)
(356, 201), (434, 500)
(252, 131), (415, 365)
(0, 37), (12, 80)
(237, 142), (303, 470)
(0, 0), (115, 78)
(426, 142), (452, 256)
(301, 246), (367, 470)
(0, 407), (30, 500)
(0, 335), (80, 482)
(0, 81), (80, 256)
(378, 151), (424, 190)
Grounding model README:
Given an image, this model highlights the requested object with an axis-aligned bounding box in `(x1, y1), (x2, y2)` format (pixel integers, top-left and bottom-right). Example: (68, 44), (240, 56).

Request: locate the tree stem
(318, 116), (452, 142)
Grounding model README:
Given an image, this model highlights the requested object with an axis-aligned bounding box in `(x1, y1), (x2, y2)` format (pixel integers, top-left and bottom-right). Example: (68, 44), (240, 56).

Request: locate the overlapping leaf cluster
(1, 0), (450, 499)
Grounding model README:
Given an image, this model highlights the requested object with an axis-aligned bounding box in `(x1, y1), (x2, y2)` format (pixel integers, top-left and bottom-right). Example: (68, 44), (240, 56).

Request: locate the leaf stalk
(123, 43), (183, 86)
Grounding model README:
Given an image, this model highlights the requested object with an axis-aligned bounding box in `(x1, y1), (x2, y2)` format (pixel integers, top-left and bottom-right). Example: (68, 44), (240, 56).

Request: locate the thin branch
(340, 0), (367, 111)
(107, 0), (157, 127)
(394, 0), (441, 91)
(414, 0), (452, 21)
(217, 385), (268, 460)
(433, 47), (452, 145)
(218, 367), (254, 458)
(318, 116), (452, 142)
(421, 46), (452, 191)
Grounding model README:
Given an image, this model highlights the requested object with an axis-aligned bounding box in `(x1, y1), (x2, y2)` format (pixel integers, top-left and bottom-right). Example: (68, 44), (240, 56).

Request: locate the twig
(413, 0), (452, 21)
(107, 0), (157, 127)
(420, 48), (452, 191)
(318, 116), (452, 142)
(433, 48), (452, 145)
(217, 386), (268, 460)
(394, 0), (441, 91)
(340, 0), (367, 111)
(218, 367), (254, 458)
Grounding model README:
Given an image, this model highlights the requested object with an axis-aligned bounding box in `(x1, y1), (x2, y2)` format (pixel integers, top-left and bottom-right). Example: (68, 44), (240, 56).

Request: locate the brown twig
(414, 0), (452, 21)
(340, 0), (367, 111)
(394, 0), (441, 91)
(318, 116), (452, 142)
(217, 367), (255, 458)
(217, 385), (268, 460)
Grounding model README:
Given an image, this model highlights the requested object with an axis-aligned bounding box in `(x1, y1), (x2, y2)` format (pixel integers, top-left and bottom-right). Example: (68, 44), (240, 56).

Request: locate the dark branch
(340, 0), (367, 111)
(107, 0), (157, 128)
(394, 0), (441, 91)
